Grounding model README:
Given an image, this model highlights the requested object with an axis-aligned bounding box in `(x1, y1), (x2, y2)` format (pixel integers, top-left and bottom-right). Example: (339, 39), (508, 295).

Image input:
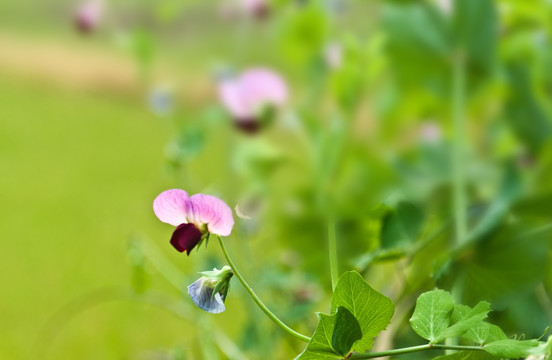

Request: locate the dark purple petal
(234, 117), (260, 134)
(170, 223), (202, 255)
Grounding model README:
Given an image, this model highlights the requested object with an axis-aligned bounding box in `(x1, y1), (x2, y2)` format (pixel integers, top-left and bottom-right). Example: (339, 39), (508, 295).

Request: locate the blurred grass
(0, 71), (199, 359)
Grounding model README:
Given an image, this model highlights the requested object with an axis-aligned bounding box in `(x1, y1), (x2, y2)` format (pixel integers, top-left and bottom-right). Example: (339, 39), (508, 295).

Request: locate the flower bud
(187, 266), (233, 313)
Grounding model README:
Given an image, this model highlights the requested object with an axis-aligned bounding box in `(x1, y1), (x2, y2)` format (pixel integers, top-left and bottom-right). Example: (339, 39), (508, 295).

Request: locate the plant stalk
(349, 344), (484, 359)
(217, 236), (311, 343)
(452, 50), (467, 247)
(328, 221), (339, 291)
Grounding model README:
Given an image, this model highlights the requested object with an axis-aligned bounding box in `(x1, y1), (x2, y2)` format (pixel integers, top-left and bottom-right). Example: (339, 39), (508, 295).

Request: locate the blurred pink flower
(220, 0), (270, 20)
(218, 68), (288, 132)
(74, 0), (103, 33)
(241, 0), (270, 19)
(419, 122), (442, 143)
(153, 189), (234, 254)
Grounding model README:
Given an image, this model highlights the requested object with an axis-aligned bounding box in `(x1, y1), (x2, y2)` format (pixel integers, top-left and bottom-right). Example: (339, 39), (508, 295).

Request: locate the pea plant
(123, 0), (552, 358)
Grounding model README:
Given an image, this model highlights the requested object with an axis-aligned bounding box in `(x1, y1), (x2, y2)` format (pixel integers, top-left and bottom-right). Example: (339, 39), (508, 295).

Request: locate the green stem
(328, 221), (339, 291)
(449, 47), (468, 354)
(217, 236), (311, 343)
(349, 344), (484, 359)
(452, 50), (467, 247)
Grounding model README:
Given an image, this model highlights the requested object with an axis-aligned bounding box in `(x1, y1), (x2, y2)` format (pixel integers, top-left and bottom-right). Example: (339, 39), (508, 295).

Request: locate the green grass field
(0, 71), (200, 359)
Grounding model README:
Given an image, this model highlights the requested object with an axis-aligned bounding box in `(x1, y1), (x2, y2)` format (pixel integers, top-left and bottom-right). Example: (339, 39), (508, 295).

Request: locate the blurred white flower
(435, 0), (452, 16)
(324, 42), (343, 70)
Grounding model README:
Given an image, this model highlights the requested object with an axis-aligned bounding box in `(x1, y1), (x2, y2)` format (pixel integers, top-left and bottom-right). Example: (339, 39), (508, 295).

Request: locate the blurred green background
(1, 0), (551, 359)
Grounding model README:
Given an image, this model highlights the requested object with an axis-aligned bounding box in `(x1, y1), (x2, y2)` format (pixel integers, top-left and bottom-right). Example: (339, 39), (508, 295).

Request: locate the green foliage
(504, 61), (552, 154)
(297, 271), (394, 359)
(462, 323), (507, 345)
(380, 201), (425, 250)
(332, 307), (362, 357)
(437, 302), (491, 342)
(295, 312), (342, 360)
(330, 271), (395, 352)
(279, 2), (330, 64)
(433, 350), (498, 360)
(435, 223), (549, 307)
(410, 290), (495, 345)
(382, 2), (449, 88)
(483, 339), (542, 359)
(410, 290), (455, 343)
(452, 0), (497, 75)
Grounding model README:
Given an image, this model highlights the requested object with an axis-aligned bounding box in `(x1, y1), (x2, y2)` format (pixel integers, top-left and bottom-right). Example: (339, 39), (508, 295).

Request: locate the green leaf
(381, 201), (425, 250)
(452, 0), (497, 75)
(382, 2), (450, 85)
(409, 290), (454, 343)
(529, 335), (552, 359)
(295, 313), (340, 360)
(483, 339), (542, 358)
(435, 223), (549, 308)
(332, 306), (362, 356)
(504, 61), (552, 153)
(432, 350), (498, 360)
(331, 271), (395, 352)
(279, 3), (329, 64)
(436, 302), (491, 342)
(463, 323), (507, 345)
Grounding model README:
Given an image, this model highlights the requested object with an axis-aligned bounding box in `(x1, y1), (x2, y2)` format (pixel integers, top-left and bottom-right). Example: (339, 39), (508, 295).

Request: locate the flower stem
(349, 344), (484, 359)
(217, 236), (311, 343)
(328, 221), (339, 291)
(452, 50), (467, 247)
(449, 48), (467, 353)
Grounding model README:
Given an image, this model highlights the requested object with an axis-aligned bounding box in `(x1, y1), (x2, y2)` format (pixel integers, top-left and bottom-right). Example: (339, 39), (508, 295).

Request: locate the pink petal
(217, 68), (288, 118)
(153, 189), (189, 226)
(218, 79), (249, 118)
(75, 0), (103, 32)
(239, 68), (287, 112)
(186, 194), (234, 236)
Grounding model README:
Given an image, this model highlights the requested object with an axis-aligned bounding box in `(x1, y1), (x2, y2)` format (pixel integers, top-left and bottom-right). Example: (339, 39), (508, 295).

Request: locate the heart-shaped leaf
(331, 271), (395, 352)
(332, 306), (362, 356)
(410, 290), (454, 343)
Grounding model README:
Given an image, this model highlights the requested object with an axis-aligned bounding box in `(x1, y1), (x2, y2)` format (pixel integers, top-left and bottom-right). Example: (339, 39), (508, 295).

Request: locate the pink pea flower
(219, 0), (270, 21)
(241, 0), (270, 19)
(218, 68), (288, 133)
(153, 189), (234, 254)
(74, 0), (103, 34)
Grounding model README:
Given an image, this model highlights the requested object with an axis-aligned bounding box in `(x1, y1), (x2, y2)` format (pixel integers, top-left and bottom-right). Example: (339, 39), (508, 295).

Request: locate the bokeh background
(1, 0), (551, 359)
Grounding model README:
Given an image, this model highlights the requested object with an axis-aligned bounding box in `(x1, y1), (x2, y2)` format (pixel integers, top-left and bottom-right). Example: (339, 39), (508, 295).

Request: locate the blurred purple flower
(153, 189), (234, 254)
(74, 0), (103, 34)
(218, 68), (288, 133)
(148, 86), (174, 117)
